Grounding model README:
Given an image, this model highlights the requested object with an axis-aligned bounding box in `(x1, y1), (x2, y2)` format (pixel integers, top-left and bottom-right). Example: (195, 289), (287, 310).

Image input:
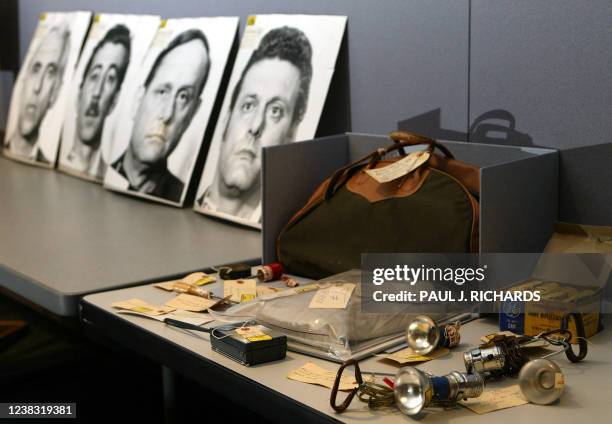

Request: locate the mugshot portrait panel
(193, 15), (347, 229)
(103, 16), (239, 206)
(58, 14), (161, 182)
(2, 11), (92, 168)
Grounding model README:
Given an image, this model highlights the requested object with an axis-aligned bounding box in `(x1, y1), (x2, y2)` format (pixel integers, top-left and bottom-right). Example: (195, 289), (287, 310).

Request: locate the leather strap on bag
(325, 131), (453, 200)
(389, 131), (455, 159)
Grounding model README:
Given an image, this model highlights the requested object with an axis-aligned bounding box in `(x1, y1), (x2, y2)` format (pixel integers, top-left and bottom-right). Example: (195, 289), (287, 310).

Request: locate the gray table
(0, 157), (261, 316)
(81, 280), (612, 424)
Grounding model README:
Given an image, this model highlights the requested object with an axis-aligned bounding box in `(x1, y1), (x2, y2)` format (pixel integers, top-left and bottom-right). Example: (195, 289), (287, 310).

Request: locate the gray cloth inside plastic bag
(209, 269), (465, 361)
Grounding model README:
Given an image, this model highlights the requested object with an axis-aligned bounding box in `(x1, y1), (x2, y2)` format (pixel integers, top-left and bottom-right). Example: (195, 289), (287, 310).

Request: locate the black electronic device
(164, 319), (286, 366)
(210, 324), (287, 366)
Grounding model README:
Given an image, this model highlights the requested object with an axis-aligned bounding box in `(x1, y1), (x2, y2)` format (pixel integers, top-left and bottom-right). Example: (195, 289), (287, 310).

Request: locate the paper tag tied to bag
(224, 279), (257, 303)
(111, 298), (175, 316)
(461, 385), (528, 414)
(309, 283), (356, 309)
(288, 362), (358, 391)
(365, 150), (430, 183)
(165, 293), (217, 312)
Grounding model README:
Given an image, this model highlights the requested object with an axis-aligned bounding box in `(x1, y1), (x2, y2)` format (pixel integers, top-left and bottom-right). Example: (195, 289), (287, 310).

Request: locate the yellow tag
(194, 276), (215, 286)
(248, 335), (272, 342)
(224, 279), (257, 303)
(365, 151), (431, 183)
(461, 385), (528, 414)
(165, 293), (217, 312)
(247, 15), (256, 26)
(94, 14), (101, 23)
(160, 19), (167, 28)
(382, 347), (449, 365)
(288, 362), (358, 391)
(133, 306), (153, 313)
(240, 294), (256, 303)
(40, 12), (47, 21)
(554, 372), (565, 389)
(111, 298), (175, 316)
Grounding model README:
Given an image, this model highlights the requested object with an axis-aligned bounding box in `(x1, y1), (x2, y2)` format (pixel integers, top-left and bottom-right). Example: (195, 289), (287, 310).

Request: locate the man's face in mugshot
(219, 58), (301, 196)
(18, 30), (66, 140)
(76, 42), (128, 147)
(129, 39), (208, 165)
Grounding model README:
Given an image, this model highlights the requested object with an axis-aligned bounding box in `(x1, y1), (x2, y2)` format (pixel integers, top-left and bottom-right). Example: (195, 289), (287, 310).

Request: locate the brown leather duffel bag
(276, 131), (480, 279)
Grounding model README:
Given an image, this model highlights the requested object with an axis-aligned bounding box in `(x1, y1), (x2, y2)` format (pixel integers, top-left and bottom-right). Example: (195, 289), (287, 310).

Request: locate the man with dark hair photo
(5, 25), (70, 164)
(198, 26), (313, 222)
(111, 29), (210, 203)
(65, 24), (131, 178)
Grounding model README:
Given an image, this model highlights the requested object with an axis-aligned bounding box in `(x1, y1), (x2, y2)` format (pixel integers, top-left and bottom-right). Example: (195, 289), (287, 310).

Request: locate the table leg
(162, 366), (177, 424)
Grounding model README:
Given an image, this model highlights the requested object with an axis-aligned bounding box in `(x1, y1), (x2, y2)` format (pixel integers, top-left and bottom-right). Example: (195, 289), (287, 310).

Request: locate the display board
(104, 17), (239, 206)
(58, 13), (161, 182)
(194, 14), (347, 227)
(3, 11), (92, 167)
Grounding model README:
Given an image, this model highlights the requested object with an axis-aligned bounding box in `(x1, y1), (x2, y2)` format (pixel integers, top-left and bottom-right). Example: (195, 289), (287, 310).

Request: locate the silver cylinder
(463, 345), (506, 374)
(446, 371), (485, 400)
(519, 359), (564, 405)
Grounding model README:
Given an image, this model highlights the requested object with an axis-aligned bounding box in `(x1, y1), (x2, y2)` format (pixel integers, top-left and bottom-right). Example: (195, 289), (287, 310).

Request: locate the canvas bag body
(276, 132), (481, 280)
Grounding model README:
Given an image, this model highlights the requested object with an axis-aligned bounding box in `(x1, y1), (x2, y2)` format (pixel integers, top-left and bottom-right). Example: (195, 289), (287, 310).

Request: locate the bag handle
(324, 131), (454, 200)
(388, 131), (455, 159)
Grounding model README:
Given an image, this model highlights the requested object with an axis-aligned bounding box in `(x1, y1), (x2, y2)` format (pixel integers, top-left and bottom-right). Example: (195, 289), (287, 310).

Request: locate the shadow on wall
(398, 108), (533, 146)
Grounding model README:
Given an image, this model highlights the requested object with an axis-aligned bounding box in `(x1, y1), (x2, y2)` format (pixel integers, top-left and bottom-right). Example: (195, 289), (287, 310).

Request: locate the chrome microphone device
(393, 367), (484, 416)
(406, 315), (461, 355)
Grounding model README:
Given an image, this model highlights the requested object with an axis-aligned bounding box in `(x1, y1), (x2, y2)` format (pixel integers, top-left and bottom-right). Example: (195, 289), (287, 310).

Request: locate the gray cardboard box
(261, 133), (558, 263)
(558, 142), (612, 226)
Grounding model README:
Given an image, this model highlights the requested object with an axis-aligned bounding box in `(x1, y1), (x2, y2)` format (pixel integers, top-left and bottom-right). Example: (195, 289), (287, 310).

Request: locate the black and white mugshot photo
(2, 12), (92, 167)
(59, 14), (161, 182)
(104, 17), (239, 206)
(194, 15), (347, 228)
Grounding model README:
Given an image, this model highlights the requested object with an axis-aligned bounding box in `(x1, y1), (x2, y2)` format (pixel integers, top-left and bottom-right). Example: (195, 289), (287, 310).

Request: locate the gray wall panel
(470, 0), (612, 149)
(18, 0), (470, 136)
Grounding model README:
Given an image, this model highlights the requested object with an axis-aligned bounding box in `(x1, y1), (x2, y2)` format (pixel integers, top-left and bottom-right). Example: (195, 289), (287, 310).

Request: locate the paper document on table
(461, 385), (528, 414)
(154, 281), (176, 291)
(308, 283), (355, 309)
(380, 347), (449, 365)
(117, 309), (213, 326)
(154, 272), (215, 291)
(165, 293), (217, 312)
(182, 272), (215, 286)
(224, 279), (257, 302)
(287, 362), (357, 391)
(111, 298), (175, 316)
(365, 151), (430, 183)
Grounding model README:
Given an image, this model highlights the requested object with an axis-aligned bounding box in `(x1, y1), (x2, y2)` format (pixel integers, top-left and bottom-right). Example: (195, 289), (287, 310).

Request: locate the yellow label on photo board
(94, 14), (101, 23)
(39, 12), (47, 21)
(247, 15), (256, 26)
(160, 19), (167, 28)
